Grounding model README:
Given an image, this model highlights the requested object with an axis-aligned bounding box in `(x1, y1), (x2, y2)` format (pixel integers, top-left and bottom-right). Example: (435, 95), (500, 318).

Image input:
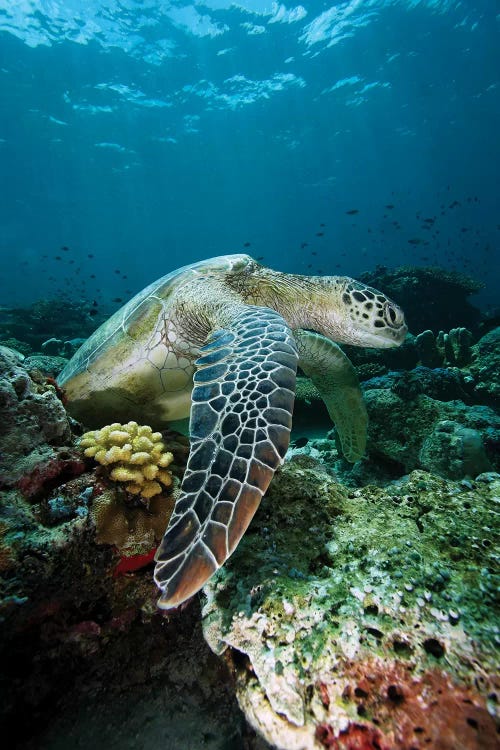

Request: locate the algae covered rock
(470, 326), (500, 408)
(23, 354), (68, 377)
(363, 387), (499, 479)
(0, 346), (73, 489)
(420, 420), (492, 479)
(202, 458), (499, 749)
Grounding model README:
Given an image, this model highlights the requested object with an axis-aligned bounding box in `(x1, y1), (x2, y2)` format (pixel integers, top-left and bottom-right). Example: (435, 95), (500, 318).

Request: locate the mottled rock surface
(202, 459), (499, 749)
(364, 388), (499, 479)
(0, 346), (73, 489)
(470, 326), (500, 408)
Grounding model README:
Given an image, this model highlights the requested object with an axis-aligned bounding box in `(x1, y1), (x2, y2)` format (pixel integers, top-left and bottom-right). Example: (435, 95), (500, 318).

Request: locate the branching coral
(79, 422), (173, 499)
(415, 327), (473, 367)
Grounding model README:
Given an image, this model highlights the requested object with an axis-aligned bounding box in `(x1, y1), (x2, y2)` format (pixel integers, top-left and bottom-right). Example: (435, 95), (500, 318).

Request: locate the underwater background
(1, 2), (499, 750)
(0, 0), (499, 312)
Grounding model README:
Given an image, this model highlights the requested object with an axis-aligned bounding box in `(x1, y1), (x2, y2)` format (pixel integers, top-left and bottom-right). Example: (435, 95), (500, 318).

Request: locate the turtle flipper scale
(154, 306), (298, 609)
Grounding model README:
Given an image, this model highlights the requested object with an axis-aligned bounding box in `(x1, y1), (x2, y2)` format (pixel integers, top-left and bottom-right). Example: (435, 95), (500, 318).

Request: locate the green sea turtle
(58, 254), (407, 609)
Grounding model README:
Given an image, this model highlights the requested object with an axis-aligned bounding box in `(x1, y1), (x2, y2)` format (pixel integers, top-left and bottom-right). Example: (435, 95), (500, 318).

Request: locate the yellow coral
(79, 422), (174, 500)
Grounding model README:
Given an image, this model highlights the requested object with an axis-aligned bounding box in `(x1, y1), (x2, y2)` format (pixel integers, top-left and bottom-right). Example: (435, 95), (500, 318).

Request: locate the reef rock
(363, 381), (499, 479)
(202, 458), (499, 750)
(23, 354), (68, 377)
(470, 326), (500, 408)
(0, 346), (74, 490)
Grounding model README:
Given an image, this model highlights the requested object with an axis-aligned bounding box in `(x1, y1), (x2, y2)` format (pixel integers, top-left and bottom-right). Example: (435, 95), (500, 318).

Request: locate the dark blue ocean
(0, 0), (498, 310)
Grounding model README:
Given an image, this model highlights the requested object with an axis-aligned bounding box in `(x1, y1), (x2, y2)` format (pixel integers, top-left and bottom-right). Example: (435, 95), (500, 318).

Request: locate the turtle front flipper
(294, 329), (367, 463)
(154, 306), (298, 609)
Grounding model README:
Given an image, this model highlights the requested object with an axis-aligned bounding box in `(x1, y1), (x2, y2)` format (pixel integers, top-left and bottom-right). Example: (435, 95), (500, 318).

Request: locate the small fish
(316, 232), (324, 237)
(345, 209), (359, 215)
(113, 297), (123, 303)
(243, 242), (251, 247)
(385, 204), (394, 209)
(88, 254), (94, 258)
(89, 309), (98, 317)
(408, 238), (422, 245)
(61, 246), (70, 252)
(312, 251), (317, 256)
(90, 274), (96, 278)
(114, 269), (120, 274)
(92, 300), (98, 307)
(293, 436), (309, 448)
(55, 255), (62, 260)
(300, 242), (308, 248)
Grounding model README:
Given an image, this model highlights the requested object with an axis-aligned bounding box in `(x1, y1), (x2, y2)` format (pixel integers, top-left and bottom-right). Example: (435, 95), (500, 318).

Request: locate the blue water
(0, 1), (498, 310)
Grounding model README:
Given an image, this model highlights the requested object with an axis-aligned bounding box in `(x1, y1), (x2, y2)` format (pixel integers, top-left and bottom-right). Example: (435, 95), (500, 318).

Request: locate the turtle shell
(57, 254), (252, 427)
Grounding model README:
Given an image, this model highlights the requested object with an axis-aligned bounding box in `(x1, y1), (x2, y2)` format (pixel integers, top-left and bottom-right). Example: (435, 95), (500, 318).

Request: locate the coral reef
(0, 352), (242, 747)
(0, 337), (32, 356)
(90, 489), (175, 557)
(469, 326), (500, 408)
(415, 327), (473, 367)
(0, 345), (75, 491)
(0, 298), (107, 354)
(202, 458), (499, 749)
(23, 354), (69, 377)
(0, 471), (247, 748)
(41, 336), (86, 358)
(79, 422), (174, 499)
(420, 420), (492, 479)
(358, 265), (483, 333)
(359, 266), (484, 334)
(363, 385), (499, 479)
(1, 299), (498, 749)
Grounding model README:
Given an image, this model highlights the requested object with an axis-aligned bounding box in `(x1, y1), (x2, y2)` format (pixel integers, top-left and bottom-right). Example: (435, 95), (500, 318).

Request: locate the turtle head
(318, 276), (407, 349)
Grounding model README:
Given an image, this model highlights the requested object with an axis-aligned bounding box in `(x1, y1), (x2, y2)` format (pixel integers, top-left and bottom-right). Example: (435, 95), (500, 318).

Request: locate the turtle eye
(384, 302), (403, 327)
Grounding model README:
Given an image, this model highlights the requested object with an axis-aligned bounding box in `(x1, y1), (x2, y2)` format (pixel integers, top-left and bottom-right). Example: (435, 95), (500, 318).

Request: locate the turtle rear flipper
(294, 329), (367, 463)
(154, 306), (298, 609)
